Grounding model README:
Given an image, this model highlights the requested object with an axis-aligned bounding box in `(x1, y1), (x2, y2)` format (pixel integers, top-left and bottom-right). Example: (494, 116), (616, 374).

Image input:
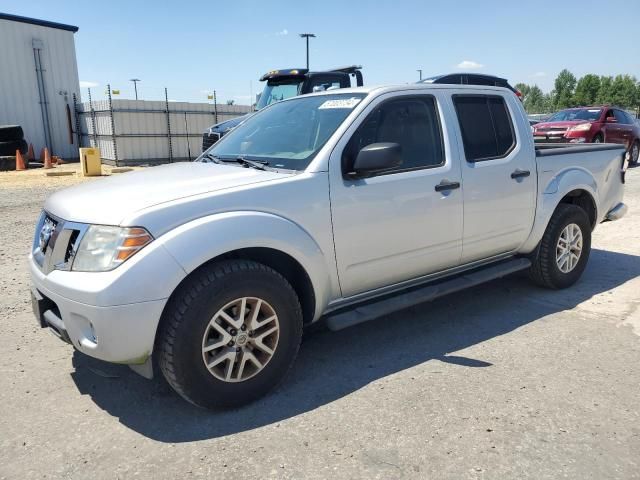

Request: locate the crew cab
(533, 106), (640, 165)
(30, 84), (628, 409)
(202, 66), (364, 151)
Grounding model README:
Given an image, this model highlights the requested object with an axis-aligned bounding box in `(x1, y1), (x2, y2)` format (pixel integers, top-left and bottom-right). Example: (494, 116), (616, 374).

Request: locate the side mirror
(349, 143), (402, 178)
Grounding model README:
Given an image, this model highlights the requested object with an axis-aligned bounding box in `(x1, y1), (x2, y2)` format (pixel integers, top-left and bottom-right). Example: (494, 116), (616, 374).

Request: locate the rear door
(614, 109), (633, 149)
(329, 92), (463, 297)
(452, 92), (537, 263)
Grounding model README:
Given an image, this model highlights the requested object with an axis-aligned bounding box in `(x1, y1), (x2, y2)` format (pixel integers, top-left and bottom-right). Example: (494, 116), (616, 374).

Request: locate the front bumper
(28, 223), (187, 365)
(30, 258), (167, 364)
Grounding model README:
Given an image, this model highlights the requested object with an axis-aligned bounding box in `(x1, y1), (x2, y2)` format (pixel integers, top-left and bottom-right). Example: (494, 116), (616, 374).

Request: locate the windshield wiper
(198, 152), (222, 164)
(235, 157), (268, 170)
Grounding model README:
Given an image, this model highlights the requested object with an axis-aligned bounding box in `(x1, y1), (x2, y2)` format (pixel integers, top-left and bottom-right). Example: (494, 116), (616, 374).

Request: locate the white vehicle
(30, 84), (628, 408)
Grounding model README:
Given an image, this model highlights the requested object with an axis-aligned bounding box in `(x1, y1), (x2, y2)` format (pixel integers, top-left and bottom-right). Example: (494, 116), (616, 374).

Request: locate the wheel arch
(156, 211), (333, 325)
(557, 188), (597, 229)
(520, 170), (599, 254)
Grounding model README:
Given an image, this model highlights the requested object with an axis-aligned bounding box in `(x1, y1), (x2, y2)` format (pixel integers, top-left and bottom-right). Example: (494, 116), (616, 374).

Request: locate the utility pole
(129, 78), (141, 100)
(299, 33), (316, 69)
(417, 69), (423, 81)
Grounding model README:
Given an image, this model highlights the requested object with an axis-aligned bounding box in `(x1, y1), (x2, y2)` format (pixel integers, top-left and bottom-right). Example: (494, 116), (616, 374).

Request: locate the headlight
(72, 225), (153, 272)
(568, 123), (592, 132)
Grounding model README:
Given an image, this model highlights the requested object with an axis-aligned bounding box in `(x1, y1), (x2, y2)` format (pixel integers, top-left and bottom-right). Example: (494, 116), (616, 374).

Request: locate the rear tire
(592, 133), (604, 144)
(529, 204), (591, 289)
(157, 260), (303, 409)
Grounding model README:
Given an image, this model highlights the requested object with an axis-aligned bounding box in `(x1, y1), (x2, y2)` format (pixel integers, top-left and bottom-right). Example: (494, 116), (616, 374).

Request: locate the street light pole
(129, 78), (141, 100)
(417, 69), (423, 81)
(299, 33), (316, 69)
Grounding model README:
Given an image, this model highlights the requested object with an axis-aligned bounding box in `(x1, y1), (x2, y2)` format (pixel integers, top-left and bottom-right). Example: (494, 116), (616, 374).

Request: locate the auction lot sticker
(319, 97), (362, 109)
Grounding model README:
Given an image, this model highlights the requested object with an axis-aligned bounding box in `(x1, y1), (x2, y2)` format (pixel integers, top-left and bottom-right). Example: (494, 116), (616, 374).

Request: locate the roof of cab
(297, 83), (518, 97)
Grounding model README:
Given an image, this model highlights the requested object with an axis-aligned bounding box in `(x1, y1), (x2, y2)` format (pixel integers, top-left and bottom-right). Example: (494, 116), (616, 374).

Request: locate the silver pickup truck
(30, 84), (628, 408)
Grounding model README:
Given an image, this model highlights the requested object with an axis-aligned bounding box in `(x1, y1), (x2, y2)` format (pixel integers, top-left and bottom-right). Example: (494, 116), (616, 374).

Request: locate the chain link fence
(73, 85), (251, 166)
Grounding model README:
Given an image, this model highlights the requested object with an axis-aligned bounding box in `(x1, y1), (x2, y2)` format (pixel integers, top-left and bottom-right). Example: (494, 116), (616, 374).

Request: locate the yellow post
(79, 148), (102, 176)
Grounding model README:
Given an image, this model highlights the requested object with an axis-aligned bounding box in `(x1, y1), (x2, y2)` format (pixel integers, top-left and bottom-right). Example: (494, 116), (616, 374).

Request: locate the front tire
(592, 133), (603, 144)
(529, 204), (591, 289)
(157, 260), (303, 409)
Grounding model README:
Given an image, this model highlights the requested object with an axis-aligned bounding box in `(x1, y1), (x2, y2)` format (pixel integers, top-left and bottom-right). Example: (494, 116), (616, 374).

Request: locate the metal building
(0, 13), (81, 159)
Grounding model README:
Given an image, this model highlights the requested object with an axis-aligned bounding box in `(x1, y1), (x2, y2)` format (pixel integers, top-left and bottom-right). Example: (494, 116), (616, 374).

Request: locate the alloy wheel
(556, 223), (583, 273)
(202, 297), (279, 382)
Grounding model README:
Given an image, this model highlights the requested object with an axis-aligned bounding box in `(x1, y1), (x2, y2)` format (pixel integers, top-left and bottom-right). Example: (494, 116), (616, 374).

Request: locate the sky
(2, 0), (639, 104)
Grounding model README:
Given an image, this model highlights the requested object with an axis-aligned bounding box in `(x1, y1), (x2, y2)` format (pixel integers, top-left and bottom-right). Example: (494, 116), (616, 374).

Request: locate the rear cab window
(453, 95), (516, 162)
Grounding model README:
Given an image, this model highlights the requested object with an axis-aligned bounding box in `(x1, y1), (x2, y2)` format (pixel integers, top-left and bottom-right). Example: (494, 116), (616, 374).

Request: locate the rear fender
(519, 167), (597, 253)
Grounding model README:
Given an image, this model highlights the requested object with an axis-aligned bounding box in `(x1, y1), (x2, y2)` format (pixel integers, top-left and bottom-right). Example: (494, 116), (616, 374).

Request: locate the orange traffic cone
(52, 155), (59, 165)
(43, 148), (53, 169)
(15, 150), (26, 171)
(27, 143), (35, 161)
(56, 157), (64, 165)
(39, 147), (46, 162)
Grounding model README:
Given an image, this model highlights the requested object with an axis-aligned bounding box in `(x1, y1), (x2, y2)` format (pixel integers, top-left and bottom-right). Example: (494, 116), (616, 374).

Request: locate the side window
(623, 111), (635, 124)
(309, 75), (348, 92)
(605, 109), (615, 122)
(343, 96), (444, 174)
(613, 110), (629, 124)
(453, 95), (516, 162)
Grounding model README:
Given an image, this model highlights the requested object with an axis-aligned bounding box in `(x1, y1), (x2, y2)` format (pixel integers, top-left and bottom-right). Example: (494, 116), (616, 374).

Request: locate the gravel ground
(1, 165), (639, 480)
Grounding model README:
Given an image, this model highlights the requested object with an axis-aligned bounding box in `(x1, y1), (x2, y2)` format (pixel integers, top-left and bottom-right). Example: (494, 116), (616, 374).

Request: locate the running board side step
(325, 257), (531, 331)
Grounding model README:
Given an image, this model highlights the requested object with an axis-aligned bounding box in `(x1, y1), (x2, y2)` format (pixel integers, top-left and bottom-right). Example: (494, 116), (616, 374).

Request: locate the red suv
(533, 106), (640, 164)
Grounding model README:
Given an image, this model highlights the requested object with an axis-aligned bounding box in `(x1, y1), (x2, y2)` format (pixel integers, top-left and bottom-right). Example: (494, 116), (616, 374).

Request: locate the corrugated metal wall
(0, 19), (80, 159)
(76, 99), (251, 165)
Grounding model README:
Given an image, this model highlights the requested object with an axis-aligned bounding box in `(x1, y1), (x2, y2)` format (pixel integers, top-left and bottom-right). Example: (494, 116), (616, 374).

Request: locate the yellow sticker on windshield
(318, 97), (362, 109)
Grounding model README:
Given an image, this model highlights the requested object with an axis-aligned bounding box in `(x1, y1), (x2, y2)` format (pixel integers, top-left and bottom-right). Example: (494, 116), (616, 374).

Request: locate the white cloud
(456, 60), (484, 70)
(275, 29), (288, 36)
(533, 71), (547, 77)
(79, 80), (99, 88)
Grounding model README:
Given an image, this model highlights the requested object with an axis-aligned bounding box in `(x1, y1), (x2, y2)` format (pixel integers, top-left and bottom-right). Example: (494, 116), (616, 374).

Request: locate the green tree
(553, 69), (577, 108)
(573, 74), (601, 106)
(524, 85), (546, 113)
(596, 76), (613, 104)
(609, 75), (638, 108)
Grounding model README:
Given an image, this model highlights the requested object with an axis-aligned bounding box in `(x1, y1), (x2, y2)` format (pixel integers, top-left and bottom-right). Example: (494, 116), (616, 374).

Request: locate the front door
(452, 94), (537, 263)
(329, 93), (463, 297)
(602, 109), (622, 143)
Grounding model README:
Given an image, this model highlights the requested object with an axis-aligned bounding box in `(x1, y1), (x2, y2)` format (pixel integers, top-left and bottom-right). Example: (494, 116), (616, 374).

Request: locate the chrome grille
(537, 127), (568, 133)
(33, 212), (88, 274)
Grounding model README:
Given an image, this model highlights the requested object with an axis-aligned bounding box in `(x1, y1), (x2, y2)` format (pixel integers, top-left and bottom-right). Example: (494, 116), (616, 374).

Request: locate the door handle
(435, 180), (460, 192)
(511, 169), (531, 179)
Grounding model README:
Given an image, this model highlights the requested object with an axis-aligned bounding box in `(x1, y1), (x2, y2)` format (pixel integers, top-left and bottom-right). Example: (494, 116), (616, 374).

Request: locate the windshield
(256, 79), (304, 109)
(201, 93), (366, 171)
(546, 108), (602, 122)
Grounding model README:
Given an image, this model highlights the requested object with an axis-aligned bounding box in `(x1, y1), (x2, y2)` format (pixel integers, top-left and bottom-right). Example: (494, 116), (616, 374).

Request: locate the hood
(45, 162), (289, 226)
(534, 120), (590, 130)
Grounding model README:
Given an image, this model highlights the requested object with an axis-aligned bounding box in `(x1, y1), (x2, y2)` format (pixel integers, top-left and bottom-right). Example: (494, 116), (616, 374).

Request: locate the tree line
(515, 69), (639, 114)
